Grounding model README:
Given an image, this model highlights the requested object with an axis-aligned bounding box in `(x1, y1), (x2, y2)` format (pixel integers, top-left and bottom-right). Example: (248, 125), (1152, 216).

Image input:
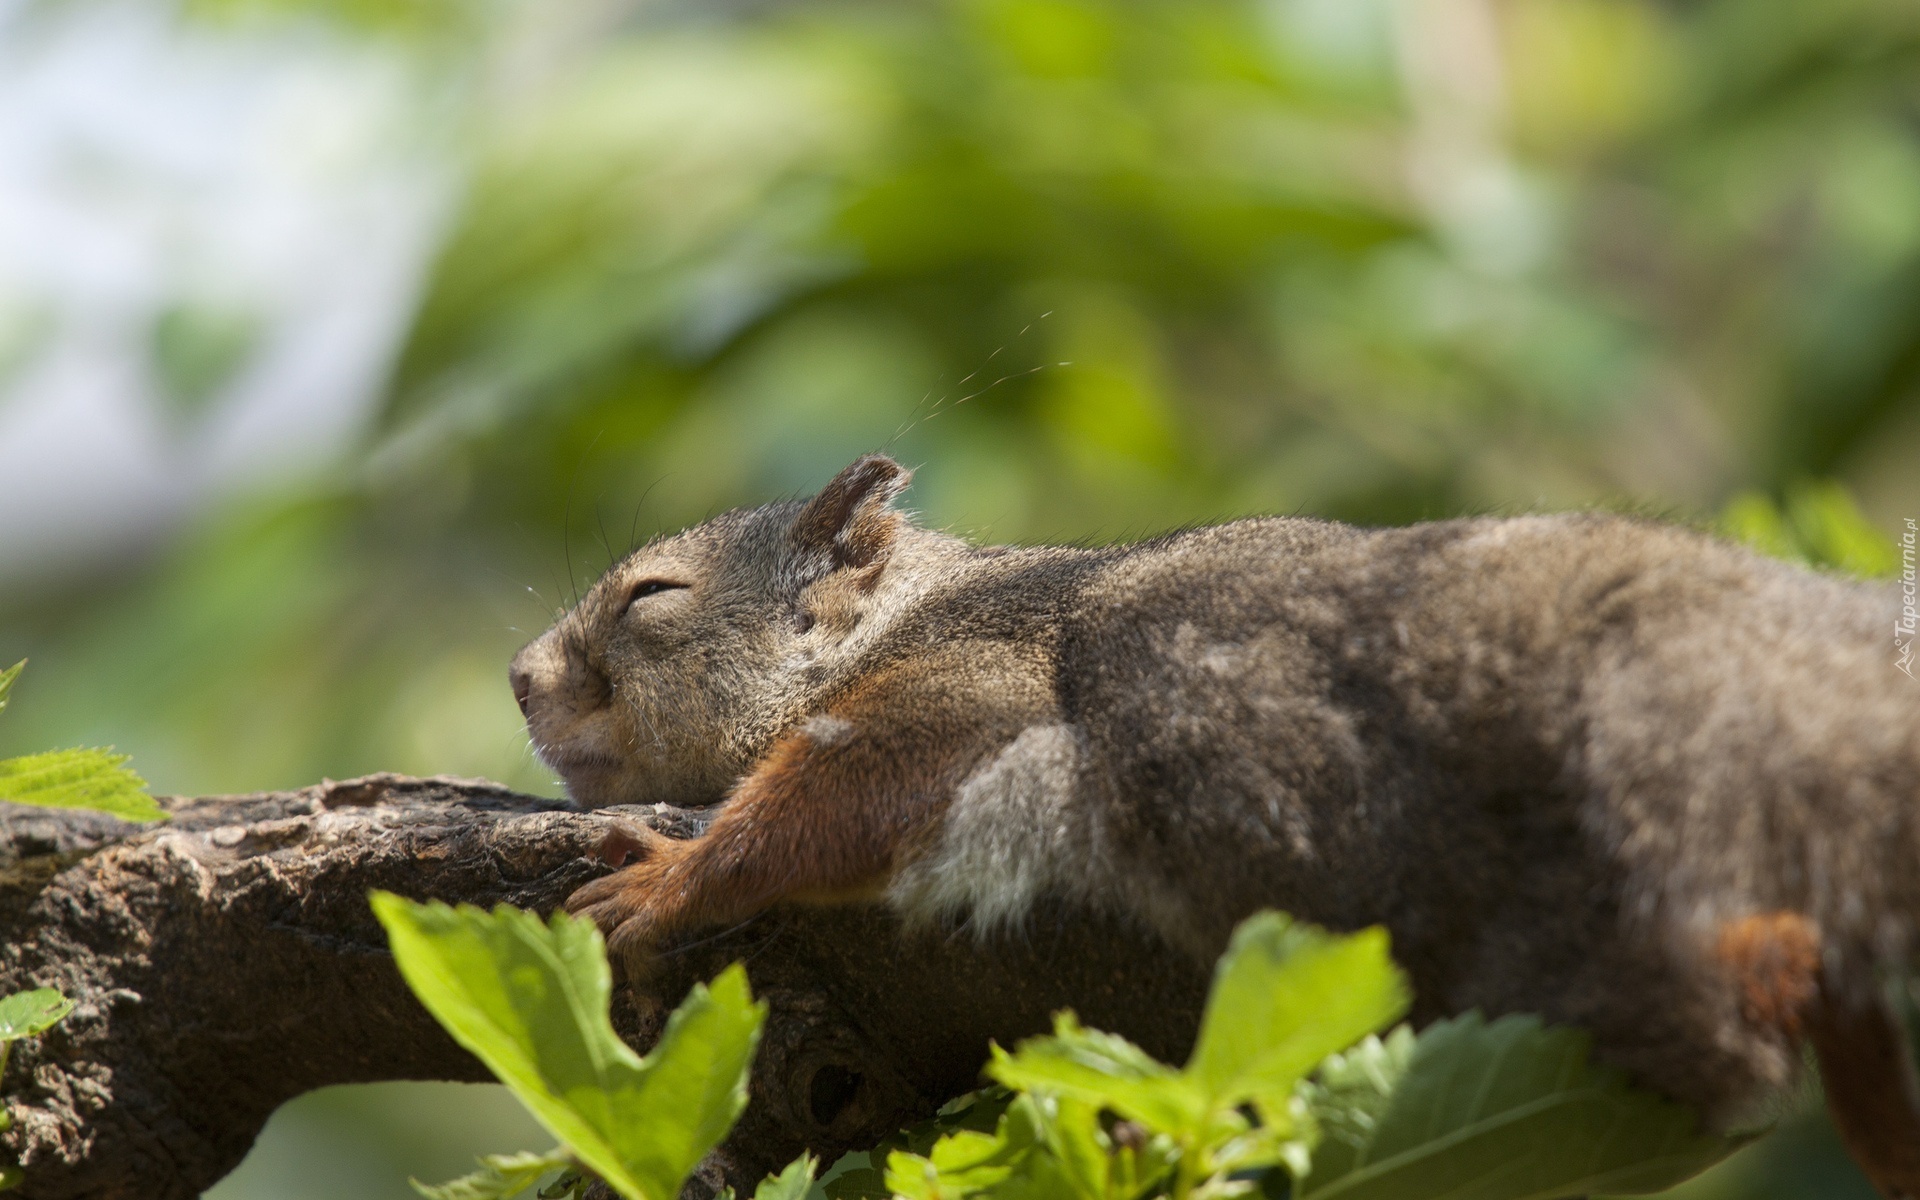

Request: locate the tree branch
(0, 775), (1206, 1200)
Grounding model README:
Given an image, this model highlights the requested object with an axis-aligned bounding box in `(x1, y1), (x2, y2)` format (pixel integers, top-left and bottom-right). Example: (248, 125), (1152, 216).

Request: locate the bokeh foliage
(6, 0), (1919, 797)
(2, 0), (1916, 1195)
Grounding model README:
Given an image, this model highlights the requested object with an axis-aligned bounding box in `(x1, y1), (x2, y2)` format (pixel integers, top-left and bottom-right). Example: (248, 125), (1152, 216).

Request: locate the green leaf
(1025, 1096), (1109, 1200)
(536, 1170), (588, 1200)
(371, 893), (766, 1200)
(0, 748), (168, 822)
(0, 987), (72, 1152)
(1719, 492), (1802, 564)
(412, 1148), (574, 1200)
(976, 1140), (1087, 1200)
(1720, 483), (1901, 579)
(887, 1130), (1022, 1199)
(0, 658), (164, 823)
(884, 1095), (1053, 1200)
(0, 989), (74, 1042)
(1300, 1013), (1742, 1200)
(753, 1155), (818, 1200)
(1300, 1026), (1418, 1186)
(151, 301), (261, 420)
(821, 1165), (889, 1200)
(989, 1012), (1204, 1134)
(1188, 914), (1409, 1117)
(1788, 481), (1900, 578)
(986, 914), (1405, 1193)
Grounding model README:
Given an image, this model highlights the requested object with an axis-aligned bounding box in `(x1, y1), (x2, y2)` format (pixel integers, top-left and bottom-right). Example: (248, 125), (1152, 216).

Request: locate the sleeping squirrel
(510, 454), (1920, 1197)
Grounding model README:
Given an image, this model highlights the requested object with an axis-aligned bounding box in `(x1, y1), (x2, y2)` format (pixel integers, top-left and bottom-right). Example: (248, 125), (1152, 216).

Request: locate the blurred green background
(0, 0), (1914, 1194)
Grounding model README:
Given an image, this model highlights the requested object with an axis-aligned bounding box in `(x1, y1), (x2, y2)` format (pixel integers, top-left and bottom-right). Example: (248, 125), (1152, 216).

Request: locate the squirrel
(510, 454), (1920, 1198)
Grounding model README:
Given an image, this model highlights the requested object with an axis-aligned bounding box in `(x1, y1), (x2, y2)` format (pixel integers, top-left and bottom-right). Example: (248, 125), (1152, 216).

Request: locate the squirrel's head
(509, 454), (930, 806)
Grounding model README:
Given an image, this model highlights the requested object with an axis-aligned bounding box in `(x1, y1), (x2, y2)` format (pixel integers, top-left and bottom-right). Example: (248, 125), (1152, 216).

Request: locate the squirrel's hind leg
(1809, 983), (1920, 1200)
(1716, 912), (1920, 1200)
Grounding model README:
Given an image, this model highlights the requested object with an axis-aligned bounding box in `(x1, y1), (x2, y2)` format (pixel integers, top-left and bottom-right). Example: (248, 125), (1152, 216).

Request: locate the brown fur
(1810, 991), (1920, 1199)
(1715, 913), (1823, 1039)
(512, 455), (1920, 1195)
(1712, 912), (1920, 1195)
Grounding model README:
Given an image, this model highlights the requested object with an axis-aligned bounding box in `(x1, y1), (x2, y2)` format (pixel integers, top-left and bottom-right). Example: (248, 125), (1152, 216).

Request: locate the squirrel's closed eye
(624, 579), (687, 613)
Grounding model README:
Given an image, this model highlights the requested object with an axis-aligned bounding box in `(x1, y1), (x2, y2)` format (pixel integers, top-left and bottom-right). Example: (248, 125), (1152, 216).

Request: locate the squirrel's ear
(791, 454), (912, 573)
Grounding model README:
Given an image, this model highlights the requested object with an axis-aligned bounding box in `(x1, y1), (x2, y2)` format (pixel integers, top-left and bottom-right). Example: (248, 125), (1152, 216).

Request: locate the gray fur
(513, 462), (1916, 1128)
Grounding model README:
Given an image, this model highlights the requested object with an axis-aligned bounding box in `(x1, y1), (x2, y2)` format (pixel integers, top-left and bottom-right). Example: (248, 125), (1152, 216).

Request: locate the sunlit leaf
(753, 1155), (818, 1200)
(372, 893), (765, 1200)
(0, 661), (21, 716)
(1788, 482), (1900, 578)
(1300, 1026), (1418, 1186)
(886, 1096), (1047, 1200)
(1187, 913), (1408, 1118)
(1721, 483), (1900, 579)
(1300, 1013), (1742, 1200)
(412, 1148), (573, 1200)
(0, 748), (168, 822)
(888, 1132), (1015, 1200)
(537, 1169), (589, 1200)
(1026, 1096), (1110, 1200)
(825, 1092), (1017, 1200)
(821, 1165), (889, 1200)
(0, 986), (74, 1147)
(989, 1012), (1203, 1134)
(0, 988), (74, 1042)
(986, 913), (1404, 1192)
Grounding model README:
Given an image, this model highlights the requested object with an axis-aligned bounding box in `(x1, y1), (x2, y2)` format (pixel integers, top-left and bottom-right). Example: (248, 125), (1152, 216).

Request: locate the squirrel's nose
(509, 665), (533, 717)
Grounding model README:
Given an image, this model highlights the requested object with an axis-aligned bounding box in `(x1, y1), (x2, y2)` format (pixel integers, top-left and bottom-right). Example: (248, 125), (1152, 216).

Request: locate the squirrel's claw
(564, 819), (665, 918)
(588, 819), (661, 869)
(565, 867), (636, 918)
(567, 821), (685, 956)
(566, 864), (666, 951)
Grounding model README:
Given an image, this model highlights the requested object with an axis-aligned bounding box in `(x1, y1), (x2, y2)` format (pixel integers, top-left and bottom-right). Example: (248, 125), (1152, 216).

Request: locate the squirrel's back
(520, 458), (1919, 1194)
(894, 511), (1914, 1125)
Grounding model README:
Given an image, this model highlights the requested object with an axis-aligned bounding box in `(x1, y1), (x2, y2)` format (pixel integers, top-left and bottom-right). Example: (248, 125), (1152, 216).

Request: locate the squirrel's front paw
(566, 820), (677, 956)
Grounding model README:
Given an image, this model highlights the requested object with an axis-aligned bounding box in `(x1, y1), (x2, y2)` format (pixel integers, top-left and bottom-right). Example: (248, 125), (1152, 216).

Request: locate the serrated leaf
(988, 914), (1401, 1192)
(372, 893), (766, 1200)
(977, 1139), (1087, 1200)
(875, 1086), (1016, 1168)
(537, 1170), (588, 1200)
(934, 1088), (1016, 1137)
(0, 661), (22, 715)
(753, 1154), (817, 1200)
(886, 1092), (1047, 1200)
(1301, 1026), (1417, 1185)
(0, 988), (74, 1042)
(412, 1148), (573, 1199)
(0, 748), (168, 822)
(1027, 1095), (1109, 1200)
(821, 1165), (888, 1200)
(1188, 914), (1408, 1117)
(887, 1130), (1018, 1198)
(989, 1012), (1204, 1134)
(1301, 1013), (1742, 1200)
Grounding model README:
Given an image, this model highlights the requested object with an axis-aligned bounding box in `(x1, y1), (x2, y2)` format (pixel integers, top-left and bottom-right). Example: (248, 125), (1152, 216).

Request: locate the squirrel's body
(512, 456), (1920, 1196)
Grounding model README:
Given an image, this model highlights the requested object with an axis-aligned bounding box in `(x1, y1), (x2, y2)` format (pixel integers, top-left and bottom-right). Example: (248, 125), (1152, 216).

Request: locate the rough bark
(0, 775), (1206, 1200)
